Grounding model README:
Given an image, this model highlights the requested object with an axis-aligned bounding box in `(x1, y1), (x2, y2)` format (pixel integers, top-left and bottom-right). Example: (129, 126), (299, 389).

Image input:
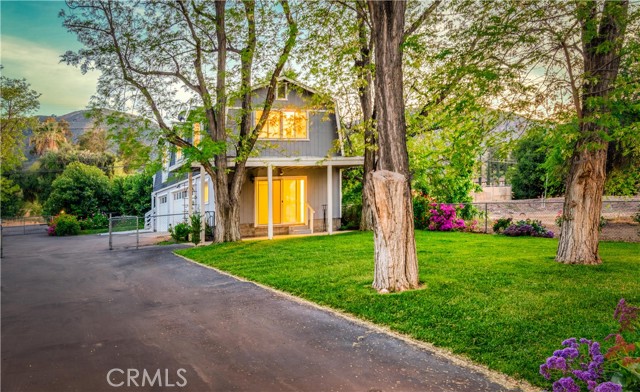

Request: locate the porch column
(199, 166), (206, 243)
(267, 164), (274, 240)
(187, 171), (193, 216)
(327, 164), (333, 235)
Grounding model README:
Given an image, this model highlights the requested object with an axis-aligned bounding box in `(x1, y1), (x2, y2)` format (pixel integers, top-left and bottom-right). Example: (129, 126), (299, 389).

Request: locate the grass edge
(173, 250), (539, 392)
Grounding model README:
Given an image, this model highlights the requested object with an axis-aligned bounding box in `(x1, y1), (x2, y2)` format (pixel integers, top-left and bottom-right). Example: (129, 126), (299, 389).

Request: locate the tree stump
(365, 170), (420, 293)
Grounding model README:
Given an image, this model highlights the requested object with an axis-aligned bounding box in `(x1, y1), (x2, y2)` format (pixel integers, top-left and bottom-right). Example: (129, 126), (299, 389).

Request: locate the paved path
(1, 232), (523, 391)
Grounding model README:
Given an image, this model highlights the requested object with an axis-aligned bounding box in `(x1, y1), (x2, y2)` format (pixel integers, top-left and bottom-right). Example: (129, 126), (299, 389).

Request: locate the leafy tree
(30, 117), (72, 156)
(44, 162), (112, 219)
(62, 0), (298, 242)
(0, 75), (40, 171)
(508, 127), (564, 200)
(110, 172), (153, 217)
(77, 128), (109, 153)
(0, 177), (24, 218)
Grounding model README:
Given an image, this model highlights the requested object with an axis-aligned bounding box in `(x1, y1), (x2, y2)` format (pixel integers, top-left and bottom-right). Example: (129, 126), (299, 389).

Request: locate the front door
(256, 177), (305, 225)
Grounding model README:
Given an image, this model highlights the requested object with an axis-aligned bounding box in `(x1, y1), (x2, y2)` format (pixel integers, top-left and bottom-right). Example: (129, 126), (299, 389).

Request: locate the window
(256, 177), (306, 225)
(256, 110), (307, 139)
(203, 182), (209, 203)
(159, 195), (167, 204)
(193, 122), (201, 146)
(276, 82), (287, 100)
(173, 190), (187, 200)
(176, 147), (182, 161)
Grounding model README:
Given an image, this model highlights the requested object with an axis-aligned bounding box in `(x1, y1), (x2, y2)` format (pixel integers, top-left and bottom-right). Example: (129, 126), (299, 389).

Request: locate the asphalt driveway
(1, 232), (524, 391)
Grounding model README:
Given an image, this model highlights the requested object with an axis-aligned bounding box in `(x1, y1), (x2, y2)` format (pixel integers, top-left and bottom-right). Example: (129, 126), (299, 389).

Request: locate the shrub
(426, 203), (466, 231)
(169, 222), (190, 242)
(413, 192), (436, 230)
(493, 217), (513, 233)
(52, 214), (80, 236)
(80, 213), (110, 230)
(502, 219), (554, 238)
(43, 162), (111, 219)
(190, 214), (201, 246)
(341, 202), (362, 230)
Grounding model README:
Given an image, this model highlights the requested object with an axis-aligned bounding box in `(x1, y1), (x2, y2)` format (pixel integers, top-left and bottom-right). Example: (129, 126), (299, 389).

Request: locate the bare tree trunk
(367, 0), (419, 292)
(356, 2), (376, 231)
(556, 0), (628, 264)
(365, 171), (419, 292)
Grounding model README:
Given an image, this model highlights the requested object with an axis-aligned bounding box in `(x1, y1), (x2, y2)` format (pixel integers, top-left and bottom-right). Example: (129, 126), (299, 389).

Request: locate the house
(148, 77), (363, 238)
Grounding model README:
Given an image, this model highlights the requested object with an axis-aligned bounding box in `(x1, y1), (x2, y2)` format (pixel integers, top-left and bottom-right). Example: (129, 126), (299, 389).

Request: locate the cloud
(1, 35), (100, 115)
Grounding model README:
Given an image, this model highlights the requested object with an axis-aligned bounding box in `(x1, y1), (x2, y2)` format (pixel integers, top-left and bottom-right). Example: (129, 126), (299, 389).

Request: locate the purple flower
(553, 377), (580, 392)
(562, 338), (578, 348)
(540, 364), (551, 380)
(554, 347), (579, 359)
(587, 380), (597, 391)
(593, 382), (622, 392)
(573, 369), (597, 382)
(613, 298), (639, 332)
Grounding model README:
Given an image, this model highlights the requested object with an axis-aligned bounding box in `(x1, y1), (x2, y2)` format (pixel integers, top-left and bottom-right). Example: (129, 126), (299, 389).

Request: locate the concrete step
(289, 225), (312, 235)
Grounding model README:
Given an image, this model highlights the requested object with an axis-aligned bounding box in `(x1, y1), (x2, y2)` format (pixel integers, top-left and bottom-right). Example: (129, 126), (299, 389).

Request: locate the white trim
(327, 165), (333, 235)
(227, 156), (364, 168)
(339, 168), (343, 219)
(335, 104), (345, 156)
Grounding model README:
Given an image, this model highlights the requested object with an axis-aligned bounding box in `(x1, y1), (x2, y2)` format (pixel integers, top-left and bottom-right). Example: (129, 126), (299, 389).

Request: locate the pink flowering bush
(426, 203), (466, 231)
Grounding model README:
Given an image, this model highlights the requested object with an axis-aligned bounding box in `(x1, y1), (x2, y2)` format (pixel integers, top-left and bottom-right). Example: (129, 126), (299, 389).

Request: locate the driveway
(2, 232), (524, 391)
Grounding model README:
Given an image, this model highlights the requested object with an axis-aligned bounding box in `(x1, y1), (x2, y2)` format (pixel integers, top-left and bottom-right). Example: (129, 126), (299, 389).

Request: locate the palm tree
(30, 117), (71, 155)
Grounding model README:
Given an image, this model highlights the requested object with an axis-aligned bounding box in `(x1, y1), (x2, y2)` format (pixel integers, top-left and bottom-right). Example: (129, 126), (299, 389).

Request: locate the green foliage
(0, 75), (40, 172)
(492, 217), (513, 233)
(44, 162), (112, 219)
(340, 167), (363, 230)
(0, 177), (24, 218)
(509, 130), (548, 199)
(190, 214), (201, 246)
(29, 117), (72, 156)
(79, 213), (109, 230)
(110, 172), (153, 216)
(178, 231), (640, 388)
(169, 222), (190, 242)
(52, 214), (81, 236)
(413, 191), (435, 230)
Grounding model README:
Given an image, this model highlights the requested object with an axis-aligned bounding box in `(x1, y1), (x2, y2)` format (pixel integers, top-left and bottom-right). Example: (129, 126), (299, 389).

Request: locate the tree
(30, 117), (72, 155)
(77, 128), (109, 153)
(365, 0), (419, 293)
(0, 75), (41, 171)
(44, 162), (112, 219)
(555, 1), (630, 264)
(1, 176), (24, 218)
(110, 172), (153, 216)
(63, 0), (298, 242)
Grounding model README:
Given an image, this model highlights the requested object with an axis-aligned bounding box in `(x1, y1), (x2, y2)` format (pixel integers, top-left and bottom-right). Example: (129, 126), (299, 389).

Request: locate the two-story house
(149, 77), (363, 238)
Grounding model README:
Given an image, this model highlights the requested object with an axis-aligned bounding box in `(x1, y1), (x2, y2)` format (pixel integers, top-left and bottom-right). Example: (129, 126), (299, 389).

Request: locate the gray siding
(239, 166), (341, 225)
(227, 83), (340, 158)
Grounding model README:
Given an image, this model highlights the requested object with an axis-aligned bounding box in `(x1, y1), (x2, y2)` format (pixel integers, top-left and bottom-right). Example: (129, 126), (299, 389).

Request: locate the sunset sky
(1, 1), (100, 115)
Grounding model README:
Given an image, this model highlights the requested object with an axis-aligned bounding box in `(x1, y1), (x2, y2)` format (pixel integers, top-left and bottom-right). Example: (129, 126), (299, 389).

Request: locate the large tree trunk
(367, 0), (419, 292)
(365, 170), (419, 292)
(556, 0), (628, 264)
(356, 0), (375, 231)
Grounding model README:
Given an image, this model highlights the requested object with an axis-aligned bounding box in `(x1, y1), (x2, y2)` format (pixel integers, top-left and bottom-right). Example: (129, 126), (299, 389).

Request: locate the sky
(1, 0), (100, 116)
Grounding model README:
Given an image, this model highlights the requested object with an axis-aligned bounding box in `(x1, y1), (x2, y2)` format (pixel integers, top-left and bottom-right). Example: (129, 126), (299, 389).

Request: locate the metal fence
(453, 199), (639, 242)
(108, 215), (141, 250)
(0, 216), (51, 236)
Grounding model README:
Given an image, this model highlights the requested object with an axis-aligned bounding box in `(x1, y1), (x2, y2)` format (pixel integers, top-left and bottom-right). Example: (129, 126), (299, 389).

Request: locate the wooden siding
(239, 166), (341, 225)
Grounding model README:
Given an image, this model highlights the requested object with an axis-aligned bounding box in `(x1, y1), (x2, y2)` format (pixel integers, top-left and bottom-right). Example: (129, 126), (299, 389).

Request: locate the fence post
(23, 217), (26, 235)
(136, 216), (139, 250)
(484, 203), (488, 234)
(109, 213), (113, 250)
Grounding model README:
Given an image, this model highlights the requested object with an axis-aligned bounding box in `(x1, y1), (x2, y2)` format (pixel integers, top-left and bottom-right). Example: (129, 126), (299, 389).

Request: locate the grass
(176, 231), (640, 387)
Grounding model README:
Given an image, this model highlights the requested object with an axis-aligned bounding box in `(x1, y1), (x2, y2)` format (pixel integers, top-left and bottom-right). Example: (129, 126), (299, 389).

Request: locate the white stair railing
(306, 203), (315, 234)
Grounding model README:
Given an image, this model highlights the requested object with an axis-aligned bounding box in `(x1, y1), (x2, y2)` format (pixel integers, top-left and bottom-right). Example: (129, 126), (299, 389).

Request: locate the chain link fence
(460, 199), (639, 242)
(108, 215), (141, 250)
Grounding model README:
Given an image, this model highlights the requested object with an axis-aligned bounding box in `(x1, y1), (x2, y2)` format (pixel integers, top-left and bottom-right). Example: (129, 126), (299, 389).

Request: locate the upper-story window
(256, 110), (307, 139)
(276, 82), (288, 100)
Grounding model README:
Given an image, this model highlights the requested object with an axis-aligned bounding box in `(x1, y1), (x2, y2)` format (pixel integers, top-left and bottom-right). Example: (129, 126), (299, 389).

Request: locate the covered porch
(233, 157), (363, 239)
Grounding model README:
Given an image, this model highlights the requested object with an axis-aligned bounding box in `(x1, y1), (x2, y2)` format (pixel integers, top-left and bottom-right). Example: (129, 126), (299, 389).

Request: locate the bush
(493, 217), (513, 233)
(169, 222), (190, 242)
(79, 213), (109, 230)
(341, 203), (362, 230)
(413, 192), (436, 230)
(190, 214), (201, 246)
(51, 214), (81, 236)
(503, 219), (554, 238)
(43, 162), (111, 219)
(425, 203), (466, 231)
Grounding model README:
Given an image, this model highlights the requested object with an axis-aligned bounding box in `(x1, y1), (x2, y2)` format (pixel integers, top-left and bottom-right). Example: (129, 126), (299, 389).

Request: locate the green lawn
(176, 231), (640, 387)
